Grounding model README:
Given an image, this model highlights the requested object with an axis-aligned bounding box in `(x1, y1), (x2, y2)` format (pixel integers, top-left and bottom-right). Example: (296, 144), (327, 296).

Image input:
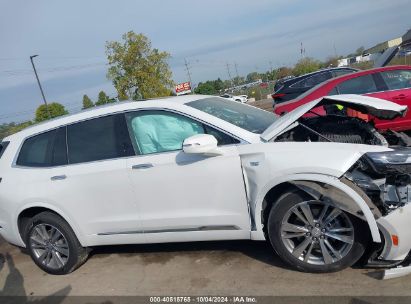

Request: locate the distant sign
(175, 82), (192, 95)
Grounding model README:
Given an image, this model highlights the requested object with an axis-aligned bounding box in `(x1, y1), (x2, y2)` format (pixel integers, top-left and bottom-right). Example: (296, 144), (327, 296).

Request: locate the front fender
(251, 173), (381, 243)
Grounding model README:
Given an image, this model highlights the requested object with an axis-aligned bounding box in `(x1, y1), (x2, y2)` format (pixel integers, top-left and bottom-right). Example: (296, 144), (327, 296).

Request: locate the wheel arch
(15, 203), (86, 247)
(254, 173), (381, 243)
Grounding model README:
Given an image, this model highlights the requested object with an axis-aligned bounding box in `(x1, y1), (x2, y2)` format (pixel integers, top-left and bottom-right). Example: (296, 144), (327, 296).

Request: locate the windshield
(187, 97), (277, 133)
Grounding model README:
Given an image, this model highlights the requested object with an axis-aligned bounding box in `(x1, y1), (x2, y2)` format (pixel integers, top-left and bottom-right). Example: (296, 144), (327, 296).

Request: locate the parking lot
(2, 232), (411, 297)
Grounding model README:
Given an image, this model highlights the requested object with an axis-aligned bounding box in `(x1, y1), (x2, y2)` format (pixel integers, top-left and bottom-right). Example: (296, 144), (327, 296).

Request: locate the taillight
(271, 93), (286, 99)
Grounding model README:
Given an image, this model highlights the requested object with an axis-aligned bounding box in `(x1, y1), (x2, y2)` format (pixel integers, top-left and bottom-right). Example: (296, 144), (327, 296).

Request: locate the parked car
(272, 67), (358, 103)
(220, 94), (247, 103)
(1, 95), (411, 277)
(274, 66), (411, 132)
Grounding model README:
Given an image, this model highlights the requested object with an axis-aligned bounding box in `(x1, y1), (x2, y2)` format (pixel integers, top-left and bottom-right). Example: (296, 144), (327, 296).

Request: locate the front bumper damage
(346, 148), (411, 279)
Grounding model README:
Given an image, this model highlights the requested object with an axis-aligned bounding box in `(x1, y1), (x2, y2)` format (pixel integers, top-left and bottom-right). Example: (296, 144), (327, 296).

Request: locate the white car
(220, 94), (247, 103)
(1, 95), (411, 276)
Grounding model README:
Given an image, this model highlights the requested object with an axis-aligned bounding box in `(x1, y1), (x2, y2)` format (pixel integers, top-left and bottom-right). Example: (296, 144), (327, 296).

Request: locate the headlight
(365, 149), (411, 174)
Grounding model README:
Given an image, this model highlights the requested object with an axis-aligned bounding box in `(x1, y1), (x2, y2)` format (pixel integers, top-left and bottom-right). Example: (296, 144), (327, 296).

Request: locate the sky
(0, 0), (410, 123)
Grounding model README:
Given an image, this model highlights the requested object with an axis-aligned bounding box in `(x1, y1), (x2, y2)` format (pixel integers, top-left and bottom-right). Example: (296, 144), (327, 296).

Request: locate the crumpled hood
(261, 94), (407, 142)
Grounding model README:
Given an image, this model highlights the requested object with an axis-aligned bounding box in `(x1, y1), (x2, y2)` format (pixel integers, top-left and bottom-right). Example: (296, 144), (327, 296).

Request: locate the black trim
(0, 141), (9, 159)
(98, 225), (240, 236)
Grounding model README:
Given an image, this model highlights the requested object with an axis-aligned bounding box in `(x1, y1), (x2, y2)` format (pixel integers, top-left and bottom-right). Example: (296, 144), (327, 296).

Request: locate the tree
(194, 81), (217, 95)
(0, 121), (33, 139)
(355, 46), (365, 56)
(82, 94), (94, 109)
(276, 67), (293, 79)
(106, 31), (174, 100)
(322, 56), (341, 68)
(95, 91), (110, 106)
(35, 103), (68, 122)
(246, 72), (261, 82)
(293, 57), (321, 76)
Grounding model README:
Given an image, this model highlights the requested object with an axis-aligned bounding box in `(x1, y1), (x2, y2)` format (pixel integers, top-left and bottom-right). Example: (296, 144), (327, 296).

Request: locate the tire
(24, 211), (89, 275)
(267, 191), (369, 273)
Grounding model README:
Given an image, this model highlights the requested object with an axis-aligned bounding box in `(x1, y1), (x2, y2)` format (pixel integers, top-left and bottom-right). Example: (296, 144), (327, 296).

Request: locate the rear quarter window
(16, 128), (68, 167)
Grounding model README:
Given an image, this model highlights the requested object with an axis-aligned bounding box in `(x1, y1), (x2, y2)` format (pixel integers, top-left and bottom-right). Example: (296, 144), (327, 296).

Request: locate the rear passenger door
(61, 114), (142, 244)
(375, 69), (411, 131)
(15, 114), (144, 246)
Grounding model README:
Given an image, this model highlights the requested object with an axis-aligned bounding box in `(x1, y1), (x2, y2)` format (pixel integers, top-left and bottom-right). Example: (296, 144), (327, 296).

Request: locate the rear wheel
(267, 191), (368, 273)
(25, 211), (89, 275)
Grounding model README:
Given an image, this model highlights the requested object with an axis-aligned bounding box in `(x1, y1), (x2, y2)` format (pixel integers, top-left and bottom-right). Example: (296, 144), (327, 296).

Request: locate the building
(364, 37), (403, 55)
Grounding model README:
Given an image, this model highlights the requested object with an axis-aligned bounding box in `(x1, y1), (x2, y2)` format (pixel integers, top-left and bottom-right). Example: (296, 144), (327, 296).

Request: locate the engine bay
(274, 114), (402, 146)
(274, 114), (411, 216)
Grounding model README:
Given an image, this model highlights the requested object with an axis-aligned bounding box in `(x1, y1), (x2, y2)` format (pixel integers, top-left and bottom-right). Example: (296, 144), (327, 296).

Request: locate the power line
(184, 58), (193, 85)
(0, 62), (107, 77)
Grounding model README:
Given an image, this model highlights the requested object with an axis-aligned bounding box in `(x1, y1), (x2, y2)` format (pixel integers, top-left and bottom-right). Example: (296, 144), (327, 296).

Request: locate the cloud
(0, 0), (410, 121)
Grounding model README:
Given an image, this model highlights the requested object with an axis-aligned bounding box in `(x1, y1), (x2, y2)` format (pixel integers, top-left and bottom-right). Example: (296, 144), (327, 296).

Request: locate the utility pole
(184, 58), (193, 85)
(234, 62), (240, 85)
(30, 55), (51, 118)
(333, 43), (338, 58)
(226, 62), (233, 88)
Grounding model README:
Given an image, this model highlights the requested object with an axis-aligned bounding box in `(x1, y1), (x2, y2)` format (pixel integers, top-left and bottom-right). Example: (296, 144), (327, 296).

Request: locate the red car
(274, 65), (411, 131)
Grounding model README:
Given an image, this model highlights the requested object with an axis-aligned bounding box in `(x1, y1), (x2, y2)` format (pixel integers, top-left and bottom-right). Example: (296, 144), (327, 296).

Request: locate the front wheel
(25, 211), (89, 275)
(267, 191), (369, 273)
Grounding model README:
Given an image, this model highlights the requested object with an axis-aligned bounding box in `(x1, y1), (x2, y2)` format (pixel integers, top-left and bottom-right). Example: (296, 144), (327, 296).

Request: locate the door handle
(51, 175), (67, 181)
(131, 163), (154, 170)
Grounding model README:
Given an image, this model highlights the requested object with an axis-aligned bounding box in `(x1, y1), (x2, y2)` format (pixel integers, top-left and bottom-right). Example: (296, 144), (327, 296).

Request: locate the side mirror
(182, 134), (222, 156)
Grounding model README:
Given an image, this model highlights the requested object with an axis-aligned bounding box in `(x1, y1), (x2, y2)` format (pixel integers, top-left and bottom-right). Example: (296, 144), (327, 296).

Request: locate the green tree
(293, 57), (321, 76)
(276, 67), (293, 79)
(95, 91), (110, 106)
(106, 31), (174, 100)
(35, 103), (68, 122)
(246, 72), (261, 82)
(82, 94), (94, 109)
(194, 81), (217, 95)
(214, 78), (224, 92)
(0, 121), (33, 139)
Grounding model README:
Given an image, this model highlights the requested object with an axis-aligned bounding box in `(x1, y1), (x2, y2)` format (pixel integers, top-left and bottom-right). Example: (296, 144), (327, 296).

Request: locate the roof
(293, 65), (411, 102)
(280, 67), (358, 84)
(4, 94), (211, 140)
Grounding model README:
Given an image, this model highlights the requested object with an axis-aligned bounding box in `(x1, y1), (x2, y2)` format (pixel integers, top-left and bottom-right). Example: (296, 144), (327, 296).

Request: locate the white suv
(1, 95), (411, 277)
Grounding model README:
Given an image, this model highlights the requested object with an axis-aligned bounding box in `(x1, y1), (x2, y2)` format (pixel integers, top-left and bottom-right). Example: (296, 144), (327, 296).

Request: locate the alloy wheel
(280, 200), (354, 265)
(29, 223), (70, 270)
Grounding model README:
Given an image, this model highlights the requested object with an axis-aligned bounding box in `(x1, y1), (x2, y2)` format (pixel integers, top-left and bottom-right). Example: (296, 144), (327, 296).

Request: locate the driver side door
(124, 109), (251, 243)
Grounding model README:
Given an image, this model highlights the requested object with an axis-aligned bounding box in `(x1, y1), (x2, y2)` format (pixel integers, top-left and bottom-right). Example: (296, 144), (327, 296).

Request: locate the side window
(380, 70), (411, 90)
(292, 72), (332, 88)
(17, 128), (67, 167)
(337, 75), (378, 94)
(204, 125), (240, 146)
(125, 111), (239, 155)
(67, 114), (134, 164)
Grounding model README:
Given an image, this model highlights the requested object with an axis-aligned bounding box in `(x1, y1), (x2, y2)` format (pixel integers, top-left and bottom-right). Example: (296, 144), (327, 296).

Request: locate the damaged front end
(345, 148), (411, 277)
(346, 149), (411, 216)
